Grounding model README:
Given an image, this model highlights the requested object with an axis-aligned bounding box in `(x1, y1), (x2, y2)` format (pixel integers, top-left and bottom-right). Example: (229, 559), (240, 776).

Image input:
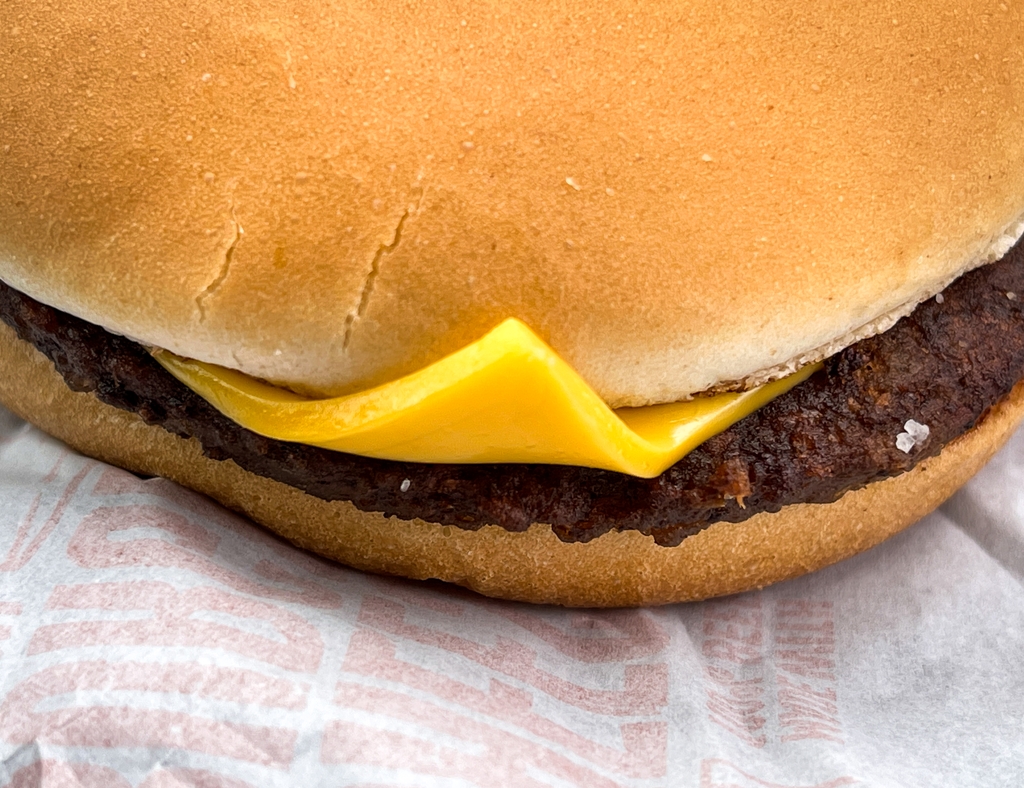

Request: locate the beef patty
(3, 237), (1024, 546)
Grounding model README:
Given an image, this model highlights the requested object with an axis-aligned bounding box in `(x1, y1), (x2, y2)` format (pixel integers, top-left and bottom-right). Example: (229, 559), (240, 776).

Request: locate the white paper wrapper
(1, 404), (1022, 787)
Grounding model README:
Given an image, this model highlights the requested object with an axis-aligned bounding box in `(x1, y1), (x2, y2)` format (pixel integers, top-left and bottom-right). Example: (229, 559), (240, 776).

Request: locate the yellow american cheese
(153, 318), (818, 478)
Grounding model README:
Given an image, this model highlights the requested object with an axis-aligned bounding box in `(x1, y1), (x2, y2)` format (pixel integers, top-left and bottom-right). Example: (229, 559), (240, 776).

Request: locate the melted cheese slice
(154, 318), (818, 478)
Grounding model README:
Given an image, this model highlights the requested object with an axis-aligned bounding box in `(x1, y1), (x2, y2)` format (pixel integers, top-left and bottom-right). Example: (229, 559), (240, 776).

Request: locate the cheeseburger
(2, 0), (1024, 606)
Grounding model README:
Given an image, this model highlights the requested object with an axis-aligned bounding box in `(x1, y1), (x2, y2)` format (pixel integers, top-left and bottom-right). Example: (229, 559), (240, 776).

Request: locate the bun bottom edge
(2, 319), (1023, 607)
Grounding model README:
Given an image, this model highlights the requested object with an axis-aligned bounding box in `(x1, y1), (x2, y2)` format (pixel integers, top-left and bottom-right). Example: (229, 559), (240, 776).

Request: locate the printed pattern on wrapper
(4, 410), (998, 787)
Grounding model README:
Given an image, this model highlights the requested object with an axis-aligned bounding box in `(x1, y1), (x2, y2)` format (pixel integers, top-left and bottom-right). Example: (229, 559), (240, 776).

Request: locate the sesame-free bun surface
(2, 1), (1024, 406)
(4, 318), (1024, 606)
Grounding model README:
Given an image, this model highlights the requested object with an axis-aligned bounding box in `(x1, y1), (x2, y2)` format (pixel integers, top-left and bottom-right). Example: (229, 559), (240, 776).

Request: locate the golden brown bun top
(2, 0), (1024, 405)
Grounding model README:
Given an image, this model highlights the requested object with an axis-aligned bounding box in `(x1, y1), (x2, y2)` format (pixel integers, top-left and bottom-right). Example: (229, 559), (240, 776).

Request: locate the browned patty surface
(3, 238), (1024, 545)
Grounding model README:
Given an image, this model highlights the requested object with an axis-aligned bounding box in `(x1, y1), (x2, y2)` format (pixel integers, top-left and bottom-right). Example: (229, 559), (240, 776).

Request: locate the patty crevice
(2, 238), (1024, 546)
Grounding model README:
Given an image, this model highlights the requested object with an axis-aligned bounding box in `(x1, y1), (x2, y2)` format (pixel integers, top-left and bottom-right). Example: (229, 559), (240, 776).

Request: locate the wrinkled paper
(0, 403), (1022, 787)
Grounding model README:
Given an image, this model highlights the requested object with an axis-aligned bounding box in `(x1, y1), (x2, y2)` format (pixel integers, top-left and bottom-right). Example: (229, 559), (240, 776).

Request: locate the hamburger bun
(2, 0), (1024, 606)
(2, 0), (1023, 406)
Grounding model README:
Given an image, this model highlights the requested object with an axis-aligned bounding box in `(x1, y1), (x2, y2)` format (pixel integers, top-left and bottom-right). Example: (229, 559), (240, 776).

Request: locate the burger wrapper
(1, 403), (1022, 788)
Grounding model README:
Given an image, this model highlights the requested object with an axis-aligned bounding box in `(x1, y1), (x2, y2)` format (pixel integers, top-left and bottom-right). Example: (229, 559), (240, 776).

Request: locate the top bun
(2, 0), (1023, 406)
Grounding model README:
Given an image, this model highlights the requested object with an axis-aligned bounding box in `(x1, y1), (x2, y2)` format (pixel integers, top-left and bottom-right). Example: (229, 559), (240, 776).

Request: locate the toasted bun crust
(2, 1), (1024, 405)
(4, 319), (1023, 606)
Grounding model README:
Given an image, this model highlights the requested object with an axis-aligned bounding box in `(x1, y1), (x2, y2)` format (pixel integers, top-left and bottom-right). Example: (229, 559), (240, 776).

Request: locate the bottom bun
(2, 318), (1023, 607)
